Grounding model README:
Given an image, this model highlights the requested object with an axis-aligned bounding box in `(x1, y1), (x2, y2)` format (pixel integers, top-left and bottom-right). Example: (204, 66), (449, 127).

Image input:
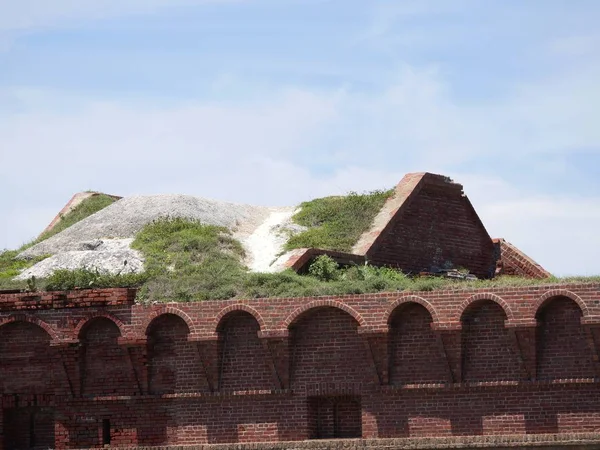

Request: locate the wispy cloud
(2, 59), (599, 275)
(1, 0), (599, 276)
(0, 0), (240, 33)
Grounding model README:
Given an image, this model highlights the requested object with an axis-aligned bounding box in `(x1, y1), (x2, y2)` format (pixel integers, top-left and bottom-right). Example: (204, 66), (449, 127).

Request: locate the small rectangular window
(29, 412), (36, 449)
(308, 396), (361, 439)
(102, 419), (111, 445)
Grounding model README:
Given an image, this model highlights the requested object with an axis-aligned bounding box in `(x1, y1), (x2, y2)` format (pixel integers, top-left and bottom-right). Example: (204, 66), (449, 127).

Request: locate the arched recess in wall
(289, 306), (373, 389)
(0, 321), (58, 394)
(536, 296), (595, 380)
(388, 302), (446, 384)
(217, 310), (273, 391)
(79, 317), (136, 396)
(461, 300), (521, 382)
(146, 313), (207, 394)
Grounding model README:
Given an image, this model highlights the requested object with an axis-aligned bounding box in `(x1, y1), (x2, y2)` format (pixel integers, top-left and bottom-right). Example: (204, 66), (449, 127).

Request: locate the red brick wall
(461, 301), (521, 381)
(80, 318), (136, 396)
(493, 238), (551, 279)
(218, 312), (274, 392)
(0, 321), (58, 395)
(389, 303), (447, 384)
(147, 314), (208, 394)
(366, 180), (496, 278)
(1, 284), (600, 448)
(290, 307), (374, 391)
(536, 297), (595, 380)
(368, 383), (600, 438)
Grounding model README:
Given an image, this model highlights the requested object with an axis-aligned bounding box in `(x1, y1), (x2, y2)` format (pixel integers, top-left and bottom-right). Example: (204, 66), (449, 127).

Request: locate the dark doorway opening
(308, 396), (361, 439)
(3, 407), (55, 450)
(102, 418), (111, 445)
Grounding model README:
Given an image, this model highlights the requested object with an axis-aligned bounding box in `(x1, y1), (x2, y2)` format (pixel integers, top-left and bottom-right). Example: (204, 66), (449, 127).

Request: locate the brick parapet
(1, 283), (599, 343)
(0, 288), (135, 312)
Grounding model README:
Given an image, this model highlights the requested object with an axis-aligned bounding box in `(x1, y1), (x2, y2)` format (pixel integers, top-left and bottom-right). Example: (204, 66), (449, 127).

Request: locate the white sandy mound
(242, 208), (306, 272)
(16, 239), (143, 280)
(19, 195), (273, 258)
(15, 194), (306, 279)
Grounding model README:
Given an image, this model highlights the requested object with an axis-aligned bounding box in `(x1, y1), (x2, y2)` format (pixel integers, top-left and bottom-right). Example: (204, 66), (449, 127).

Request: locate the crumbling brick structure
(283, 173), (549, 280)
(1, 283), (600, 449)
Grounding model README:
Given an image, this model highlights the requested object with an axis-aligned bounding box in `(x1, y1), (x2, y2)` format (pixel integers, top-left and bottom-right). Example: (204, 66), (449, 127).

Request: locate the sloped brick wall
(365, 178), (496, 278)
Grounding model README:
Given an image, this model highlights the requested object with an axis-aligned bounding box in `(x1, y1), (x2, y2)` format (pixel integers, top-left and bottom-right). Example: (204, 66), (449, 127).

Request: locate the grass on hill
(285, 189), (394, 252)
(0, 193), (118, 291)
(33, 193), (117, 245)
(0, 250), (51, 291)
(130, 218), (247, 302)
(12, 218), (598, 302)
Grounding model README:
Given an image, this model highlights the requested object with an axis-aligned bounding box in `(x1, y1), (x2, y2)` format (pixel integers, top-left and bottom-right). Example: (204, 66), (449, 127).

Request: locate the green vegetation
(33, 194), (117, 245)
(0, 250), (50, 291)
(45, 269), (146, 291)
(285, 189), (394, 252)
(130, 218), (247, 302)
(0, 193), (117, 291)
(1, 207), (599, 301)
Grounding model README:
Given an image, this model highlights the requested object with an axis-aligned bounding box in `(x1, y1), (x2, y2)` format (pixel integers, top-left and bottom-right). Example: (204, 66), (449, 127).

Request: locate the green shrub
(44, 268), (147, 291)
(131, 218), (246, 303)
(4, 214), (600, 301)
(0, 250), (51, 291)
(308, 255), (340, 281)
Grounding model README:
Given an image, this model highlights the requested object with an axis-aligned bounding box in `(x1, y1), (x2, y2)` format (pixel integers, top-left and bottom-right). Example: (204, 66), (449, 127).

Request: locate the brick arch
(215, 304), (265, 332)
(283, 299), (366, 328)
(458, 293), (514, 322)
(533, 289), (589, 320)
(385, 295), (440, 326)
(142, 307), (197, 336)
(74, 313), (128, 339)
(0, 315), (60, 343)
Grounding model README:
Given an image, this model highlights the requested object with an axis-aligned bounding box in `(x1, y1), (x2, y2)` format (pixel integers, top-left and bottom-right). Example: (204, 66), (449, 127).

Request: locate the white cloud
(455, 174), (600, 276)
(1, 61), (599, 275)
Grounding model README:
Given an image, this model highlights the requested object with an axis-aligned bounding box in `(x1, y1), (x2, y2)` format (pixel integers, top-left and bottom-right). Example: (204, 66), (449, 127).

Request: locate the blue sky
(1, 0), (599, 275)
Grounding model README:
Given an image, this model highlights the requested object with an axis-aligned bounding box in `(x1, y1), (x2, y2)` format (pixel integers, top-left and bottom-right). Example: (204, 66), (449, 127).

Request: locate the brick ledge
(98, 433), (600, 450)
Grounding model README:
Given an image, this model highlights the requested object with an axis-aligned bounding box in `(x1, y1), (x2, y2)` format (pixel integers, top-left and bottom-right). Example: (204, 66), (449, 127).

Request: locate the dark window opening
(308, 396), (361, 439)
(3, 407), (55, 450)
(102, 419), (111, 445)
(29, 413), (36, 448)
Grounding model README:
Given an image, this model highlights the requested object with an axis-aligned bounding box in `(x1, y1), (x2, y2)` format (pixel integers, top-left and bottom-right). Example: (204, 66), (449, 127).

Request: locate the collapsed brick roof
(280, 173), (550, 279)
